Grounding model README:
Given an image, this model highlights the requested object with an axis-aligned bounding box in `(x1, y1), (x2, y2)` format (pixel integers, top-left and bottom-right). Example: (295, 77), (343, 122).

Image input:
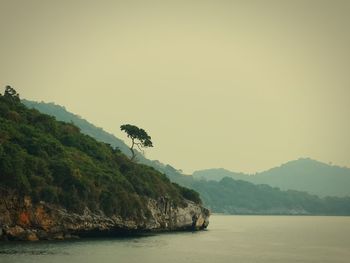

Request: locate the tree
(120, 124), (153, 161)
(4, 85), (20, 103)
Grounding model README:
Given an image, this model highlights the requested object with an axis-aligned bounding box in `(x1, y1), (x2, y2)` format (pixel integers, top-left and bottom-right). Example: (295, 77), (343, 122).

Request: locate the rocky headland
(0, 195), (209, 241)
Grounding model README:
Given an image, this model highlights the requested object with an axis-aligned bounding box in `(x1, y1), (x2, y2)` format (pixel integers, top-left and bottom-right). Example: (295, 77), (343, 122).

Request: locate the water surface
(1, 215), (349, 263)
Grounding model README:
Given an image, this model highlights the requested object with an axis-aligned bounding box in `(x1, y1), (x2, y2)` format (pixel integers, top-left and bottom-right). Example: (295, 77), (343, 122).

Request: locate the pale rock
(0, 195), (210, 241)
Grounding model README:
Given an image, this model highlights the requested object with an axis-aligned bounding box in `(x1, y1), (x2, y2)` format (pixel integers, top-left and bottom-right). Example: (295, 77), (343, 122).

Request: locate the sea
(0, 215), (349, 263)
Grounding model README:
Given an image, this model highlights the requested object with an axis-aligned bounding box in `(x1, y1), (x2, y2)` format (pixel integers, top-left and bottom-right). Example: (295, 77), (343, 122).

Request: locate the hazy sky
(1, 0), (349, 173)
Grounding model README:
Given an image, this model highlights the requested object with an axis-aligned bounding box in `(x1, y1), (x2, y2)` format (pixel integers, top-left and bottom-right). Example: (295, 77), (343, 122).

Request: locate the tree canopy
(120, 124), (153, 161)
(3, 85), (20, 103)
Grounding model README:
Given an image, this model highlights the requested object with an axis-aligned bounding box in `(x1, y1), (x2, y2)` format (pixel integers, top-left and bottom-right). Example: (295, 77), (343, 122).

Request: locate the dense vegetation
(22, 99), (132, 155)
(0, 87), (201, 218)
(193, 159), (350, 197)
(23, 98), (350, 215)
(186, 177), (350, 215)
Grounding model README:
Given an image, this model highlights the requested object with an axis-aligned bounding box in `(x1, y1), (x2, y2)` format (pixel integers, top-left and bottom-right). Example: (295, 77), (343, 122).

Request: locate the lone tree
(120, 124), (153, 161)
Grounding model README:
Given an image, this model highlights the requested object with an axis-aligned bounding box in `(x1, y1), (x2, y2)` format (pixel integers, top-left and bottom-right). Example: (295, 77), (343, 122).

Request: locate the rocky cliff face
(0, 195), (210, 241)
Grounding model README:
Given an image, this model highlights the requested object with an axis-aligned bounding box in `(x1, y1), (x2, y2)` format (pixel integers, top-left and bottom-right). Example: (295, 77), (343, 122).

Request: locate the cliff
(0, 194), (209, 241)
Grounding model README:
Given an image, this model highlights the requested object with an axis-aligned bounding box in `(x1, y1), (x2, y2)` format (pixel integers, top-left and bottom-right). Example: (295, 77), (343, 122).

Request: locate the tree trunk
(130, 139), (136, 161)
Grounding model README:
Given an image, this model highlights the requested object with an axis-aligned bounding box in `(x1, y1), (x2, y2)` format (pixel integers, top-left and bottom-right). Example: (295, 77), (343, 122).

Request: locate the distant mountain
(193, 158), (350, 197)
(193, 168), (248, 181)
(184, 177), (350, 215)
(23, 99), (350, 215)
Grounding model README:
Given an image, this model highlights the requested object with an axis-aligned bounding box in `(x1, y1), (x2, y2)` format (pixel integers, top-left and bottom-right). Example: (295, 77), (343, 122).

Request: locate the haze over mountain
(23, 99), (350, 215)
(22, 100), (184, 178)
(193, 159), (350, 197)
(2, 1), (350, 175)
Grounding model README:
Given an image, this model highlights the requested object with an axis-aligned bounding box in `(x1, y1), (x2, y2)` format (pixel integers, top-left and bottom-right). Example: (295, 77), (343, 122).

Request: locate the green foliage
(0, 87), (202, 218)
(181, 177), (350, 215)
(120, 124), (153, 161)
(173, 183), (202, 205)
(120, 124), (153, 148)
(193, 159), (350, 198)
(22, 100), (131, 156)
(4, 85), (20, 103)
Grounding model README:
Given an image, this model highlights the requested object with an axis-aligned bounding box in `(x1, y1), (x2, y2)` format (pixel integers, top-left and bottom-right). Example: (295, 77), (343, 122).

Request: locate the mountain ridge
(193, 158), (350, 197)
(22, 99), (350, 215)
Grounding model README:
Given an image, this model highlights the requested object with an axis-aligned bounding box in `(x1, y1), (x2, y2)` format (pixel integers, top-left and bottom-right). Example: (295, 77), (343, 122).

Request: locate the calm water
(1, 215), (349, 263)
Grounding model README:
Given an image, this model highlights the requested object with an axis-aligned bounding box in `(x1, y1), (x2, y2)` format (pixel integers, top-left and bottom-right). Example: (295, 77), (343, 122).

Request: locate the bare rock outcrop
(0, 195), (209, 241)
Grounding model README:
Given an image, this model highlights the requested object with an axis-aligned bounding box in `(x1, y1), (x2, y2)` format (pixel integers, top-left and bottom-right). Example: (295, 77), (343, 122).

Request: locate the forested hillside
(23, 98), (350, 215)
(193, 158), (350, 197)
(0, 87), (201, 219)
(181, 177), (350, 215)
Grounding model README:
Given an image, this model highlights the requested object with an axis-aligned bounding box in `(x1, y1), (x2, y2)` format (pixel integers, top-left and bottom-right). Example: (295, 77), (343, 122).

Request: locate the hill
(22, 99), (186, 187)
(193, 158), (350, 197)
(181, 177), (350, 215)
(193, 168), (248, 182)
(0, 87), (208, 241)
(22, 98), (350, 215)
(22, 99), (132, 156)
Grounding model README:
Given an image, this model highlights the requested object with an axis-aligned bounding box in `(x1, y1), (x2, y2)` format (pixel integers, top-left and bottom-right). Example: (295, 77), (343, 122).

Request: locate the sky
(0, 0), (349, 174)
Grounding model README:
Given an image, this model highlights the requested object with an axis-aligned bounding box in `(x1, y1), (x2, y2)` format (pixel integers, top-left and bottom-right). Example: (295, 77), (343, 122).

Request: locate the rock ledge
(0, 196), (209, 241)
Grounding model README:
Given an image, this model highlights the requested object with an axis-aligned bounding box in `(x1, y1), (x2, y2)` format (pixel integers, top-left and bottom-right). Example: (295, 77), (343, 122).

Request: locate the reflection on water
(0, 215), (349, 263)
(0, 249), (65, 256)
(0, 234), (158, 255)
